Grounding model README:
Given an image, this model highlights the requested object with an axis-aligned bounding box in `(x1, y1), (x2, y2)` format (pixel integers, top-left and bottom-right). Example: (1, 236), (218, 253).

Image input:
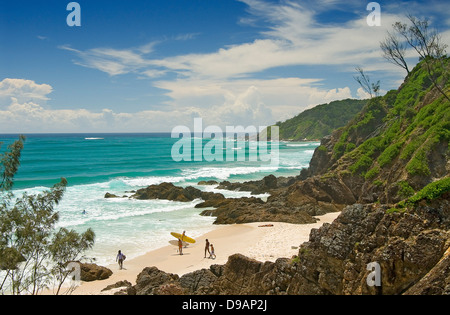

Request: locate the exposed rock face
(131, 182), (225, 202)
(199, 197), (319, 224)
(76, 262), (113, 282)
(134, 266), (179, 295)
(290, 198), (450, 295)
(403, 247), (450, 295)
(217, 174), (298, 195)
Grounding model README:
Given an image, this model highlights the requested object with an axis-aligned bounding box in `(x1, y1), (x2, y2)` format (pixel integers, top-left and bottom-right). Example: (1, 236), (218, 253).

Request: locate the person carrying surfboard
(171, 232), (196, 244)
(116, 250), (126, 270)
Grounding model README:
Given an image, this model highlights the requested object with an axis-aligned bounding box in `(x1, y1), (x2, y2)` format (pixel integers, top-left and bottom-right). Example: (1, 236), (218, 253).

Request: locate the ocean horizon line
(0, 132), (173, 137)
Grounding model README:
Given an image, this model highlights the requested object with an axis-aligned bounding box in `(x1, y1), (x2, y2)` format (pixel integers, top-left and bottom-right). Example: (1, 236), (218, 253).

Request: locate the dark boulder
(131, 182), (225, 202)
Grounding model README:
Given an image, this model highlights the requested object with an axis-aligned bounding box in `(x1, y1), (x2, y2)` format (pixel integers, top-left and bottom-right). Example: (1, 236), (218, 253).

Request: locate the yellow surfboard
(171, 232), (196, 244)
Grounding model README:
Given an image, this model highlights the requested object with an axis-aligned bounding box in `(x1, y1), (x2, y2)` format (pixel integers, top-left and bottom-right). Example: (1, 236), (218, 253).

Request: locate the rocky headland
(101, 60), (449, 295)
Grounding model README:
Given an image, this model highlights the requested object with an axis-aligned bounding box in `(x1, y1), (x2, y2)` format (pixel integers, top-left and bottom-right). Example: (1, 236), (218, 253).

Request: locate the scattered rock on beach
(101, 280), (134, 295)
(74, 262), (113, 282)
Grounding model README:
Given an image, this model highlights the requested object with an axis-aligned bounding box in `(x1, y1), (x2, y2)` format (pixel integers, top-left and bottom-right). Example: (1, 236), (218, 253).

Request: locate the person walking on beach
(210, 244), (216, 259)
(116, 250), (126, 270)
(178, 238), (183, 255)
(204, 239), (211, 258)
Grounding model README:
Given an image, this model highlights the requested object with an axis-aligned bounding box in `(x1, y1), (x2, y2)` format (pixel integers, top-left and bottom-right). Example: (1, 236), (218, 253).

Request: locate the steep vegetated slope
(300, 59), (449, 205)
(276, 99), (367, 141)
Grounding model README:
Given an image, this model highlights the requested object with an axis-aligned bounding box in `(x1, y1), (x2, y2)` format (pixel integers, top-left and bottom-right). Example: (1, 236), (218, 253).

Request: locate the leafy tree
(0, 135), (25, 192)
(49, 227), (95, 295)
(0, 136), (95, 295)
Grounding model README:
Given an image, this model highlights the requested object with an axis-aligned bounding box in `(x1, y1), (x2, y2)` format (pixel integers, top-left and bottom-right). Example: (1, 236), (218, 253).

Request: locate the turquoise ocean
(0, 133), (319, 266)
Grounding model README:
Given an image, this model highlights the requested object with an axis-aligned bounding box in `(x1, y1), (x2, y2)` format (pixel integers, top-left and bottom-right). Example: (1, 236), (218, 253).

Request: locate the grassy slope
(325, 59), (449, 203)
(276, 99), (367, 141)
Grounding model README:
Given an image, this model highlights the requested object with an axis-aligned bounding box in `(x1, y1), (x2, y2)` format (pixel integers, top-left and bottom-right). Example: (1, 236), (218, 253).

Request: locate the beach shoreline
(62, 211), (340, 295)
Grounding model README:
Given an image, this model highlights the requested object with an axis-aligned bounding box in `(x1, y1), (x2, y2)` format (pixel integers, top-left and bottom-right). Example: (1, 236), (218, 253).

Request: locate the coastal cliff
(200, 60), (449, 225)
(111, 60), (449, 295)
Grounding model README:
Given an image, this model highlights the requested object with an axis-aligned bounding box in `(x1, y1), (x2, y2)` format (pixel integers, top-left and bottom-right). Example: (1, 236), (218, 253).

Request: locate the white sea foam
(181, 166), (279, 181)
(9, 138), (319, 266)
(121, 176), (186, 187)
(285, 142), (320, 147)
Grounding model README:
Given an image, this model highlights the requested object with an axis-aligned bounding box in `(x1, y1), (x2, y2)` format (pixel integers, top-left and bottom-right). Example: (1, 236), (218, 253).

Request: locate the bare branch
(354, 67), (380, 98)
(380, 31), (410, 74)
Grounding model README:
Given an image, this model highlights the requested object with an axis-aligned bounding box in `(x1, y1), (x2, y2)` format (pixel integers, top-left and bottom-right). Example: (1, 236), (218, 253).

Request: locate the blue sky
(1, 0), (449, 133)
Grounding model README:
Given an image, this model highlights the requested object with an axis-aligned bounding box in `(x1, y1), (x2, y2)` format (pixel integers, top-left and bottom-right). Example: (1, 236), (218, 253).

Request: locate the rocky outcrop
(134, 266), (180, 295)
(291, 197), (450, 295)
(217, 174), (298, 195)
(123, 179), (341, 224)
(197, 173), (349, 225)
(199, 196), (319, 224)
(197, 171), (351, 224)
(197, 180), (219, 185)
(131, 182), (225, 202)
(76, 262), (113, 282)
(104, 192), (120, 198)
(403, 247), (450, 295)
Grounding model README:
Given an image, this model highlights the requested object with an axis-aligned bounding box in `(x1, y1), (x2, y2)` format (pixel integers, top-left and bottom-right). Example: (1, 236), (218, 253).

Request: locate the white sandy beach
(62, 212), (340, 295)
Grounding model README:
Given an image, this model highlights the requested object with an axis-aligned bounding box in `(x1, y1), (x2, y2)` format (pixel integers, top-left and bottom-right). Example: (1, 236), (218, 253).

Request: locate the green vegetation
(0, 136), (95, 295)
(364, 166), (380, 180)
(290, 256), (300, 265)
(406, 149), (431, 176)
(349, 155), (373, 175)
(373, 180), (383, 186)
(276, 99), (367, 141)
(407, 176), (450, 205)
(330, 58), (449, 190)
(397, 181), (415, 198)
(333, 97), (388, 160)
(378, 141), (404, 167)
(388, 177), (450, 213)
